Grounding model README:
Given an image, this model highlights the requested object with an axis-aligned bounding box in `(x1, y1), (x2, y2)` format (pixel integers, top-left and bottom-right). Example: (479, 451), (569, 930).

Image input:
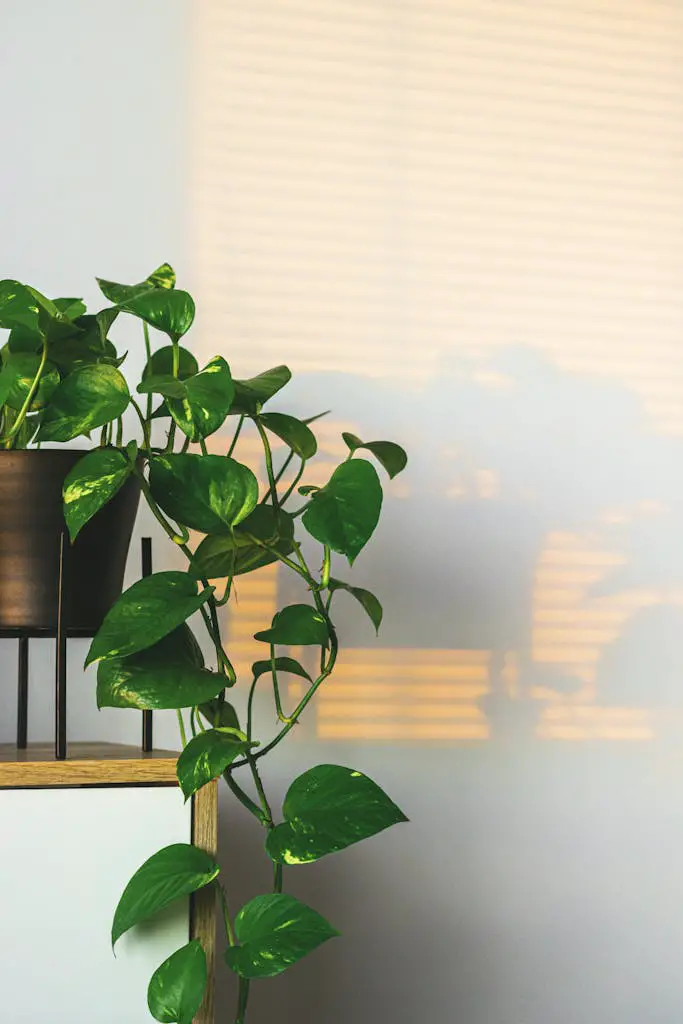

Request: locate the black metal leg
(55, 531), (68, 761)
(141, 536), (154, 753)
(17, 636), (29, 749)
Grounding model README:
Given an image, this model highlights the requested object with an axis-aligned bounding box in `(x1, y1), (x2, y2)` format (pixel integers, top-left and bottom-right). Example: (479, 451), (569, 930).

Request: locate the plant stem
(255, 418), (278, 508)
(279, 458), (306, 506)
(142, 322), (153, 419)
(234, 978), (250, 1024)
(247, 753), (274, 827)
(227, 414), (244, 458)
(218, 884), (236, 946)
(246, 675), (258, 743)
(273, 861), (283, 893)
(115, 416), (123, 448)
(3, 339), (48, 448)
(234, 630), (338, 768)
(130, 397), (152, 452)
(176, 709), (188, 748)
(270, 645), (291, 723)
(224, 769), (265, 824)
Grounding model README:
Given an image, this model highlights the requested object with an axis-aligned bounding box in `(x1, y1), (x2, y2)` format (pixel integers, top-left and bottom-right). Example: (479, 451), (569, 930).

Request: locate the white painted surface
(0, 786), (191, 1023)
(3, 3), (683, 1024)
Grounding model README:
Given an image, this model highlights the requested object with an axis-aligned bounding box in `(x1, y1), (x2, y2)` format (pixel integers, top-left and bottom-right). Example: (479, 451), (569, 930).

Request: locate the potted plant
(0, 264), (408, 1023)
(0, 279), (144, 634)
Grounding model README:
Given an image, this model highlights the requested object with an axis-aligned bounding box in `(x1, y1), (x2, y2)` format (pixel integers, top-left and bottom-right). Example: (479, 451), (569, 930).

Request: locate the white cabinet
(0, 744), (215, 1024)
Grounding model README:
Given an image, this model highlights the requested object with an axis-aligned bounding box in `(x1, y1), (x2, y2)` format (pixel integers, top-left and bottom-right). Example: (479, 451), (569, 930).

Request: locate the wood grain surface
(0, 742), (179, 786)
(192, 780), (219, 1024)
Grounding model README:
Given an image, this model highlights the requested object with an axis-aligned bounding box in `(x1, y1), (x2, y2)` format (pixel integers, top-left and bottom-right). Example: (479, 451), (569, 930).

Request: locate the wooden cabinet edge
(192, 780), (218, 1024)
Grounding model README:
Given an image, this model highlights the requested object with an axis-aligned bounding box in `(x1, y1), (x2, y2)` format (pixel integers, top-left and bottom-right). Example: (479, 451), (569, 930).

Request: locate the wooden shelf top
(0, 742), (180, 787)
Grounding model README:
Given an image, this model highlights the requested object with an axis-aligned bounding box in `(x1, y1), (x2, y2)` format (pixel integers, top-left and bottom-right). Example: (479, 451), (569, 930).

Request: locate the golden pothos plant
(0, 265), (408, 1023)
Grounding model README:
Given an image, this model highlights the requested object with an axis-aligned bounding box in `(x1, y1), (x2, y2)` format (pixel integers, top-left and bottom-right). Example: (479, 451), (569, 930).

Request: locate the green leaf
(302, 459), (382, 565)
(3, 353), (60, 411)
(225, 894), (338, 979)
(176, 729), (253, 799)
(199, 698), (241, 732)
(266, 764), (408, 865)
(259, 412), (317, 460)
(112, 843), (219, 947)
(46, 315), (105, 373)
(137, 374), (188, 399)
(298, 484), (319, 496)
(85, 571), (214, 666)
(150, 453), (258, 534)
(328, 578), (383, 634)
(142, 345), (198, 382)
(192, 506), (294, 578)
(342, 432), (407, 479)
(96, 262), (176, 305)
(167, 356), (234, 441)
(251, 656), (312, 684)
(97, 625), (224, 711)
(230, 365), (291, 414)
(0, 361), (18, 407)
(6, 324), (42, 355)
(53, 297), (87, 319)
(121, 290), (195, 339)
(62, 447), (134, 542)
(148, 940), (207, 1024)
(254, 604), (329, 647)
(0, 280), (42, 333)
(36, 364), (130, 443)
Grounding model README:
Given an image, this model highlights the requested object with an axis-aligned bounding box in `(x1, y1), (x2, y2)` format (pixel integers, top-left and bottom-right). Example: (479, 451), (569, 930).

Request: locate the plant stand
(9, 537), (155, 760)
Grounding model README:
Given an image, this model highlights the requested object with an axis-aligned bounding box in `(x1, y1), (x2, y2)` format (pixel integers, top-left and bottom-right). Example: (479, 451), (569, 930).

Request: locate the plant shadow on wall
(0, 267), (409, 1024)
(263, 345), (683, 744)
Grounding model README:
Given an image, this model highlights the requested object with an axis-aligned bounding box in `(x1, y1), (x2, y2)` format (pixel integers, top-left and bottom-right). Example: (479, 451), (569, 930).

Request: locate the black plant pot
(0, 449), (140, 636)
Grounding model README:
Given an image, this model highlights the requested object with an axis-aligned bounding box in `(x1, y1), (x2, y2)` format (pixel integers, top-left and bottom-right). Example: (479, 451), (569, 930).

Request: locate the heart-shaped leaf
(176, 729), (254, 799)
(46, 315), (106, 373)
(137, 375), (188, 399)
(150, 453), (258, 534)
(259, 412), (317, 460)
(225, 894), (338, 979)
(167, 356), (235, 440)
(193, 506), (295, 578)
(3, 353), (60, 411)
(142, 345), (198, 382)
(112, 843), (219, 947)
(199, 698), (241, 732)
(342, 432), (407, 479)
(36, 364), (130, 443)
(230, 366), (291, 414)
(63, 447), (135, 542)
(97, 626), (224, 711)
(302, 459), (382, 564)
(328, 578), (383, 634)
(85, 571), (213, 666)
(148, 940), (207, 1024)
(6, 324), (42, 355)
(121, 289), (195, 339)
(251, 656), (312, 684)
(254, 604), (329, 647)
(0, 280), (42, 333)
(97, 262), (176, 305)
(53, 297), (87, 319)
(266, 764), (407, 865)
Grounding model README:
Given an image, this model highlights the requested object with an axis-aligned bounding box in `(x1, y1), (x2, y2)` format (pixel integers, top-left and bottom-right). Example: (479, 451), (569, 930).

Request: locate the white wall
(4, 2), (683, 1023)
